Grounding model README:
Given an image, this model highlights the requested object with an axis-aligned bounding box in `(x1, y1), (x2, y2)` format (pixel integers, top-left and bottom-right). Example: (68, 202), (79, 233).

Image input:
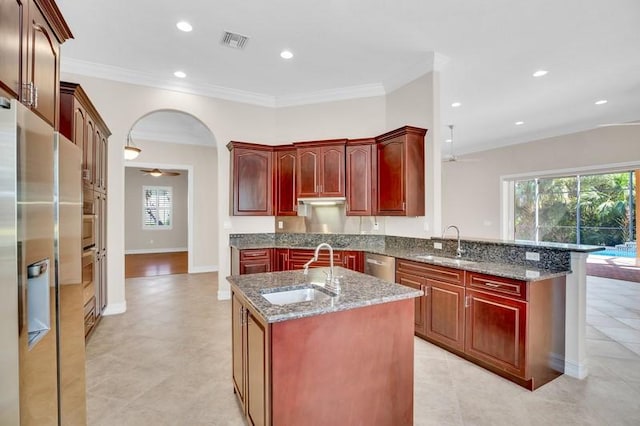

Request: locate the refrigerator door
(54, 132), (87, 425)
(0, 99), (21, 425)
(17, 99), (58, 425)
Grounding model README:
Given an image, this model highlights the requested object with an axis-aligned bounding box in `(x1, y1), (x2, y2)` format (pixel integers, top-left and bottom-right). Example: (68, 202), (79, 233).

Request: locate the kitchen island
(227, 267), (422, 426)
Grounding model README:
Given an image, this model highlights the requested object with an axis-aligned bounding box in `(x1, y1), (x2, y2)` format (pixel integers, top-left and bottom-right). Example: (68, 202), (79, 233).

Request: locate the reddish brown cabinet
(0, 0), (72, 127)
(231, 248), (273, 275)
(375, 126), (426, 216)
(295, 140), (346, 198)
(274, 146), (297, 216)
(232, 292), (269, 426)
(396, 258), (566, 390)
(345, 139), (375, 216)
(228, 142), (274, 216)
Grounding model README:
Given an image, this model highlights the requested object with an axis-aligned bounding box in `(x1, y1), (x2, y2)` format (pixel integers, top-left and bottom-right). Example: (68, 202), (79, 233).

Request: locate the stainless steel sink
(413, 254), (477, 267)
(261, 285), (336, 305)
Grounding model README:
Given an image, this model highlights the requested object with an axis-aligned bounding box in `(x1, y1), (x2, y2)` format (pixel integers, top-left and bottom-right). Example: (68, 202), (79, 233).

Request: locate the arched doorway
(123, 110), (218, 277)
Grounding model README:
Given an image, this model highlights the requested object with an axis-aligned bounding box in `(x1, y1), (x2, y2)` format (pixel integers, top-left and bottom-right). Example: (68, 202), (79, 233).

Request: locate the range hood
(297, 197), (346, 206)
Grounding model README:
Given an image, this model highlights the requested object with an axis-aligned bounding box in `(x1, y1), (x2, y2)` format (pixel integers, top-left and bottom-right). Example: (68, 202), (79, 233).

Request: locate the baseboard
(102, 301), (127, 316)
(218, 289), (231, 300)
(564, 359), (588, 379)
(125, 247), (187, 254)
(189, 265), (219, 274)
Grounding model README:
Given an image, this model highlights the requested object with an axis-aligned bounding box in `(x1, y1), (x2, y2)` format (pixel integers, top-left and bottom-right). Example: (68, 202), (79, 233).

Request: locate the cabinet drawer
(466, 273), (527, 301)
(240, 249), (271, 260)
(84, 297), (96, 337)
(83, 280), (95, 305)
(396, 259), (465, 285)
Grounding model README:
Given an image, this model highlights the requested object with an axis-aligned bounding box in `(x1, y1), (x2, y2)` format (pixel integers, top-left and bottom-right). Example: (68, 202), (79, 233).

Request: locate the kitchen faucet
(443, 225), (465, 258)
(303, 243), (340, 293)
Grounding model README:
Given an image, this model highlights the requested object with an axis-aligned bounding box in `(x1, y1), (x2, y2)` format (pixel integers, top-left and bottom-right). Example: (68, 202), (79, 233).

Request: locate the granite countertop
(227, 266), (422, 323)
(369, 247), (570, 282)
(230, 241), (571, 282)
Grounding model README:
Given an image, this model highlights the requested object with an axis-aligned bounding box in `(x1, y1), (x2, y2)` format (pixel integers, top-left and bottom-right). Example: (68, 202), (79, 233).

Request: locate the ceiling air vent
(221, 31), (249, 50)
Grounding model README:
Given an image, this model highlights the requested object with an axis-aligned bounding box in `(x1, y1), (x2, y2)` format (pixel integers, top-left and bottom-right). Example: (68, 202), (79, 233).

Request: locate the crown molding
(61, 58), (276, 107)
(62, 56), (438, 108)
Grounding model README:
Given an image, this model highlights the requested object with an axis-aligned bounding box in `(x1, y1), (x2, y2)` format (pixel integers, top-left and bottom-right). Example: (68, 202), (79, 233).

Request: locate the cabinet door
(342, 251), (363, 272)
(274, 249), (289, 272)
(319, 146), (344, 197)
(72, 101), (86, 148)
(247, 312), (266, 426)
(425, 279), (465, 352)
(395, 271), (426, 336)
(231, 294), (246, 406)
(296, 147), (319, 197)
(26, 1), (59, 127)
(376, 138), (405, 214)
(83, 118), (94, 188)
(346, 144), (372, 215)
(465, 290), (527, 378)
(0, 0), (25, 100)
(275, 149), (297, 215)
(232, 148), (273, 216)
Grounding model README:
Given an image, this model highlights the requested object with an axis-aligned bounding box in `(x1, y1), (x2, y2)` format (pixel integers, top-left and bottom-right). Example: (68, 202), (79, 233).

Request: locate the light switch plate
(278, 221), (283, 229)
(526, 252), (540, 261)
(434, 242), (443, 250)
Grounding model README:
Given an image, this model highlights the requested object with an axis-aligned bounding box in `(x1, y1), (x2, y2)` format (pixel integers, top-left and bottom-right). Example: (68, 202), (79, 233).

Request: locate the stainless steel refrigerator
(0, 98), (86, 425)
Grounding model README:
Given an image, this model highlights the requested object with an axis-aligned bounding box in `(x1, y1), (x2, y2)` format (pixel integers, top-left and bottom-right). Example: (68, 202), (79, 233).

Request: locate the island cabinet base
(233, 294), (416, 426)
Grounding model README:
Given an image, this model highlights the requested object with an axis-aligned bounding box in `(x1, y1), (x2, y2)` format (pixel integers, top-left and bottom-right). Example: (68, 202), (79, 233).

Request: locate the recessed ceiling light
(451, 102), (461, 108)
(515, 121), (524, 126)
(280, 50), (293, 59)
(595, 99), (608, 105)
(445, 139), (452, 143)
(176, 21), (193, 32)
(532, 70), (548, 77)
(174, 71), (186, 78)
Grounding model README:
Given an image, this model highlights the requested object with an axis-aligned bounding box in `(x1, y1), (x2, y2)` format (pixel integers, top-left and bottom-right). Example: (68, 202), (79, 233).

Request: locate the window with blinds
(143, 186), (173, 229)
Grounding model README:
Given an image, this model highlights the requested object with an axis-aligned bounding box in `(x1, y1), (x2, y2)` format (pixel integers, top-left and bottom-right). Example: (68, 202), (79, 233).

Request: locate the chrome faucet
(303, 243), (340, 293)
(443, 225), (464, 258)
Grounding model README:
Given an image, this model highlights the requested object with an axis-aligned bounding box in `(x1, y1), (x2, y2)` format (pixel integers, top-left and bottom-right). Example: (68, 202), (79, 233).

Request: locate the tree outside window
(143, 186), (172, 229)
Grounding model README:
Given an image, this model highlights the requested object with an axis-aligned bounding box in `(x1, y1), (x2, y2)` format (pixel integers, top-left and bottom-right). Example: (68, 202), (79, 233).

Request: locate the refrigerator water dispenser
(27, 258), (51, 349)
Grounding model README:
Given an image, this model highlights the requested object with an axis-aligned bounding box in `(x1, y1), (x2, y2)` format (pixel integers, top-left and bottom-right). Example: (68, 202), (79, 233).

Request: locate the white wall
(124, 167), (188, 253)
(442, 125), (640, 239)
(384, 72), (442, 238)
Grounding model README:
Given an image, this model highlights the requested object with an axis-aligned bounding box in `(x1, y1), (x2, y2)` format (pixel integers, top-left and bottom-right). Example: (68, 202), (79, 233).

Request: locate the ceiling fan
(442, 125), (480, 163)
(140, 168), (181, 177)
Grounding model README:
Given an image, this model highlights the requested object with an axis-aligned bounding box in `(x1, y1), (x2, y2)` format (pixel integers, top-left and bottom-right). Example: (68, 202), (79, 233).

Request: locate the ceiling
(57, 0), (640, 154)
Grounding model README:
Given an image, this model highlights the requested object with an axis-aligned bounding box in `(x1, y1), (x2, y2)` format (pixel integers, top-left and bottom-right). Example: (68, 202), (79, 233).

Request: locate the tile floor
(85, 273), (640, 425)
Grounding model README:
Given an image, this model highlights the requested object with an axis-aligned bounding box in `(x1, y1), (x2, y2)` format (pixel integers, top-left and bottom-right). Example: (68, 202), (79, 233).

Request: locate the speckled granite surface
(229, 233), (604, 282)
(227, 266), (422, 323)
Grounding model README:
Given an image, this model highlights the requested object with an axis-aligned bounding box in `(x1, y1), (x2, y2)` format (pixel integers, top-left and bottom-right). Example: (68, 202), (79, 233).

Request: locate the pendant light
(124, 132), (141, 160)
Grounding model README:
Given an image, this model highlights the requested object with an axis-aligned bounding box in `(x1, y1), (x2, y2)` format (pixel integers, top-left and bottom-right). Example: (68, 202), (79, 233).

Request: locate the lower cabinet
(396, 259), (565, 390)
(232, 292), (268, 426)
(234, 248), (363, 274)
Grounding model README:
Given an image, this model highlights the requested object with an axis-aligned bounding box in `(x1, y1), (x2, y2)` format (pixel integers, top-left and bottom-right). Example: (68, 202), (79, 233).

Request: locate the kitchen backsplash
(275, 204), (385, 235)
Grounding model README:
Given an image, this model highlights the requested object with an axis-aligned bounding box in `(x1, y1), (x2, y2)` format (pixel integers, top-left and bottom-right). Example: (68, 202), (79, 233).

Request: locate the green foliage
(514, 171), (636, 245)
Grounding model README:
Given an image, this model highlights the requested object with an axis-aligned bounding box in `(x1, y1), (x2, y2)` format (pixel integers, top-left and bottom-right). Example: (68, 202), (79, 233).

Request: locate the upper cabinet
(59, 82), (111, 192)
(274, 146), (297, 216)
(345, 138), (375, 216)
(295, 139), (346, 198)
(375, 126), (427, 216)
(228, 142), (274, 216)
(0, 0), (72, 128)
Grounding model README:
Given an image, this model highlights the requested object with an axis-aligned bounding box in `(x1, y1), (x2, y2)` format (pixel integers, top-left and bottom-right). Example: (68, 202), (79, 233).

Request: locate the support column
(635, 170), (639, 258)
(565, 251), (589, 379)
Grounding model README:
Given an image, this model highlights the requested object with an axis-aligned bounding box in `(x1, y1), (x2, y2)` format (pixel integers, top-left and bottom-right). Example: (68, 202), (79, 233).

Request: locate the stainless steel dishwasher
(364, 253), (396, 283)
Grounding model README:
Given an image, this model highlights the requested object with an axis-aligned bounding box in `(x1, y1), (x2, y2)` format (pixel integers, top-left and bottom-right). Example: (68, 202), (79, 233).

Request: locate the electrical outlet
(278, 221), (284, 229)
(434, 242), (443, 250)
(526, 251), (540, 261)
(373, 222), (379, 231)
(149, 239), (154, 244)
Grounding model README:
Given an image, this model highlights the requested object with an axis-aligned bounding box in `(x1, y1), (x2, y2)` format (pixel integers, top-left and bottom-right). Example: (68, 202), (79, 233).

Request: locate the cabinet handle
(465, 295), (471, 308)
(402, 201), (406, 210)
(424, 286), (429, 297)
(485, 283), (501, 288)
(32, 84), (38, 109)
(239, 306), (245, 326)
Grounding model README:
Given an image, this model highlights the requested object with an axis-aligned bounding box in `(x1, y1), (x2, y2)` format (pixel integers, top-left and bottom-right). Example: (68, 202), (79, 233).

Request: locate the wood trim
(227, 141), (274, 152)
(292, 138), (347, 148)
(375, 125), (427, 143)
(32, 0), (73, 43)
(60, 81), (112, 136)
